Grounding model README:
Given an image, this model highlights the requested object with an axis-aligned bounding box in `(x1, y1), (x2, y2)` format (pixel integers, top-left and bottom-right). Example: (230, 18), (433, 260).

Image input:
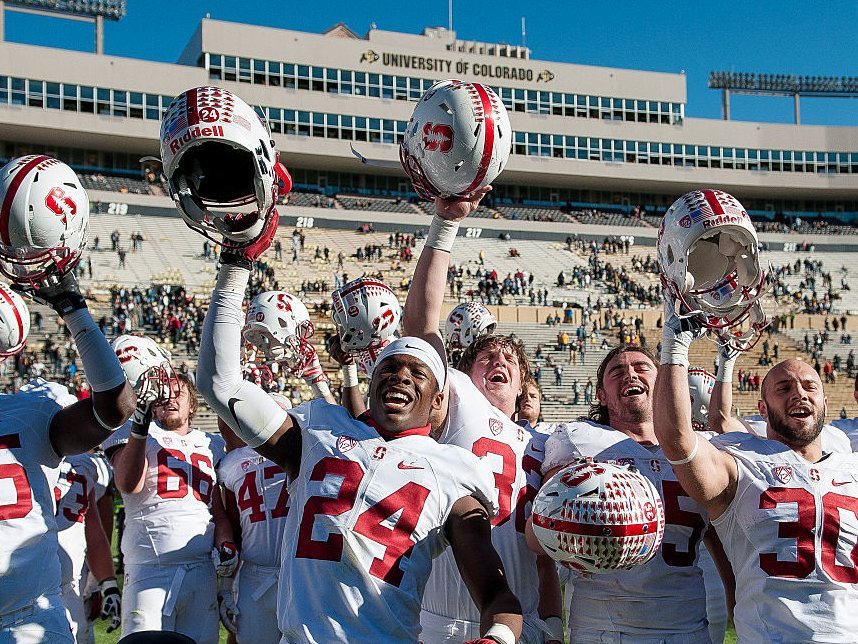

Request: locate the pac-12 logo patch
(337, 435), (357, 453)
(772, 465), (793, 484)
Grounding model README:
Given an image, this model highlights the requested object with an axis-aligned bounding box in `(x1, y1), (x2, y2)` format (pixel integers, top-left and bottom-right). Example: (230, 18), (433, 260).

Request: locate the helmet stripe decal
(702, 190), (725, 216)
(0, 285), (24, 352)
(532, 512), (661, 537)
(463, 83), (496, 195)
(0, 155), (52, 246)
(186, 87), (200, 127)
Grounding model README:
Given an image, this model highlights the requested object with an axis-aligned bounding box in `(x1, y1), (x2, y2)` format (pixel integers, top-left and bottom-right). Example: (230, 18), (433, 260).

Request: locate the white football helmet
(400, 80), (511, 200)
(160, 86), (291, 248)
(445, 301), (497, 351)
(531, 458), (665, 574)
(688, 367), (715, 431)
(331, 278), (401, 353)
(658, 189), (765, 331)
(243, 291), (315, 375)
(0, 156), (89, 287)
(111, 334), (178, 405)
(0, 281), (29, 362)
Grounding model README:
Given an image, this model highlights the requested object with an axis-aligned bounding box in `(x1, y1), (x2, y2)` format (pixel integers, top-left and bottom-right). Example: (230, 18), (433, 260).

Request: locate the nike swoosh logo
(832, 480), (851, 487)
(398, 461), (423, 470)
(227, 397), (244, 434)
(531, 446), (543, 452)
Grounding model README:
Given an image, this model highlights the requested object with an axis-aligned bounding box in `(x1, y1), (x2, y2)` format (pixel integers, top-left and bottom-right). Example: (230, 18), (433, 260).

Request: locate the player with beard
(194, 221), (522, 643)
(535, 344), (731, 643)
(403, 191), (562, 644)
(655, 301), (858, 641)
(104, 374), (234, 643)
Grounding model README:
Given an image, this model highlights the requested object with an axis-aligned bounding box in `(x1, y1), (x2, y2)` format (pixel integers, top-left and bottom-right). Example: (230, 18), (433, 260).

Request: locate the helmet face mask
(0, 282), (29, 362)
(160, 86), (290, 249)
(111, 335), (178, 405)
(243, 291), (315, 376)
(400, 80), (511, 200)
(531, 458), (665, 574)
(0, 156), (89, 287)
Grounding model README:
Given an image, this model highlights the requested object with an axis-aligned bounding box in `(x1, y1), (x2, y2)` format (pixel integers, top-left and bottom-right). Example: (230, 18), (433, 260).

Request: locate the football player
(403, 191), (563, 644)
(534, 344), (730, 643)
(215, 393), (292, 643)
(655, 295), (858, 641)
(195, 228), (523, 644)
(105, 372), (233, 644)
(0, 155), (135, 642)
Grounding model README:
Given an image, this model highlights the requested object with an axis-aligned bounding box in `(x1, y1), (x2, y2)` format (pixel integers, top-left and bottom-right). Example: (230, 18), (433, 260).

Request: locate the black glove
(12, 270), (86, 316)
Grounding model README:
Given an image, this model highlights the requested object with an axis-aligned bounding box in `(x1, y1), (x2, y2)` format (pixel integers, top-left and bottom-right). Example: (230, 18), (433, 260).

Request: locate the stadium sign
(359, 50), (554, 83)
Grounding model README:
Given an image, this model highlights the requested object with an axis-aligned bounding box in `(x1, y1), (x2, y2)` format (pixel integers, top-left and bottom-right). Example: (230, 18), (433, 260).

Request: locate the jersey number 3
(295, 457), (430, 587)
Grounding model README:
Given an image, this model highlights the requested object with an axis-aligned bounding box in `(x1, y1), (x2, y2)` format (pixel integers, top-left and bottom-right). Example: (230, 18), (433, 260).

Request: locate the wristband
(666, 434), (700, 466)
(216, 262), (251, 295)
(483, 623), (515, 644)
(92, 405), (124, 432)
(309, 378), (332, 399)
(342, 363), (359, 389)
(716, 359), (735, 383)
(544, 616), (564, 641)
(426, 216), (460, 253)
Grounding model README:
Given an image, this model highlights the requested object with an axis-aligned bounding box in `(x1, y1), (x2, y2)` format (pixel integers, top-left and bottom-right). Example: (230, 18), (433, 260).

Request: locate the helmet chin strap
(175, 175), (209, 227)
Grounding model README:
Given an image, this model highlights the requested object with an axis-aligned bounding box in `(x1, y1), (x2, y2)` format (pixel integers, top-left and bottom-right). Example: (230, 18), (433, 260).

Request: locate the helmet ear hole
(666, 246), (675, 265)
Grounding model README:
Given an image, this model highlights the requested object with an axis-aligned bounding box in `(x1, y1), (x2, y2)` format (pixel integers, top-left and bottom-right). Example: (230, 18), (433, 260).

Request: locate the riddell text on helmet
(169, 125), (225, 154)
(701, 214), (745, 229)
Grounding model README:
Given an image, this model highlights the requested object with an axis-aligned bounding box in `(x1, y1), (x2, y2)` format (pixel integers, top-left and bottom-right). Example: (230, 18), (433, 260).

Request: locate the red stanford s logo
(560, 463), (605, 488)
(45, 187), (77, 224)
(422, 123), (454, 152)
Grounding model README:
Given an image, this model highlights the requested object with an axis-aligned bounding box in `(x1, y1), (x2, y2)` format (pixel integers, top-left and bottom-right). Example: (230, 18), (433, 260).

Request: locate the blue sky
(5, 0), (857, 126)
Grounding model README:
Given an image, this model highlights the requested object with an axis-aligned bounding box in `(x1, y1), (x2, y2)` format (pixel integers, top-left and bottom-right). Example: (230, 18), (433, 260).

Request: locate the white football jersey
(0, 390), (64, 615)
(55, 453), (100, 586)
(830, 416), (858, 452)
(542, 420), (709, 636)
(117, 424), (225, 566)
(218, 446), (289, 568)
(422, 368), (543, 622)
(91, 451), (113, 501)
(279, 399), (497, 644)
(742, 415), (852, 454)
(711, 432), (858, 641)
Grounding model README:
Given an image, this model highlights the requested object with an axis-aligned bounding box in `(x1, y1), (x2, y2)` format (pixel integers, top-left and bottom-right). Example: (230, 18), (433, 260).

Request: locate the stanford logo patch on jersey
(772, 465), (793, 484)
(241, 460), (251, 471)
(337, 435), (358, 453)
(489, 418), (503, 436)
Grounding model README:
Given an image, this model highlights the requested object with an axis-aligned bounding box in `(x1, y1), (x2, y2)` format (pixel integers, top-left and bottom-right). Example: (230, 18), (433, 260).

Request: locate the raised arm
(709, 343), (750, 434)
(36, 273), (135, 455)
(653, 300), (738, 519)
(447, 494), (522, 643)
(195, 234), (300, 475)
(402, 188), (491, 359)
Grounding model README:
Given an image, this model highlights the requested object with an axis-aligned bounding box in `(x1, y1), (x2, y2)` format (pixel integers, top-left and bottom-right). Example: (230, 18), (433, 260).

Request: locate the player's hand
(12, 270), (87, 316)
(130, 386), (156, 439)
(434, 185), (492, 222)
(325, 334), (354, 368)
(219, 208), (279, 267)
(213, 541), (240, 577)
(218, 588), (239, 634)
(660, 291), (705, 367)
(99, 578), (121, 633)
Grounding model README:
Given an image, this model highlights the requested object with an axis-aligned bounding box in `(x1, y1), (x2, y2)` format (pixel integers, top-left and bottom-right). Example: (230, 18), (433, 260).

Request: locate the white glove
(716, 339), (740, 383)
(130, 379), (158, 439)
(660, 293), (705, 368)
(99, 577), (121, 633)
(218, 578), (239, 634)
(213, 541), (240, 577)
(301, 348), (332, 399)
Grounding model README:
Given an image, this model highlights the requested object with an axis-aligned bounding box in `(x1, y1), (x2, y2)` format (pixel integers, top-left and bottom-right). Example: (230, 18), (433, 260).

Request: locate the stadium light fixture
(3, 0), (126, 20)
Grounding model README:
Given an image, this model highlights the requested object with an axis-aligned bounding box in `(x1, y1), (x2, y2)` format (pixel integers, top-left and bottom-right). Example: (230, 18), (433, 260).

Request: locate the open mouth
(622, 384), (646, 398)
(382, 388), (412, 411)
(487, 369), (509, 385)
(787, 406), (813, 419)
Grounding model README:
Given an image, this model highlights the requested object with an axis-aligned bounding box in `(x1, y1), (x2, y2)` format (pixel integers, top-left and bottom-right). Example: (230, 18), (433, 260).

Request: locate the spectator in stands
(111, 230), (120, 251)
(584, 377), (593, 404)
(554, 364), (563, 387)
